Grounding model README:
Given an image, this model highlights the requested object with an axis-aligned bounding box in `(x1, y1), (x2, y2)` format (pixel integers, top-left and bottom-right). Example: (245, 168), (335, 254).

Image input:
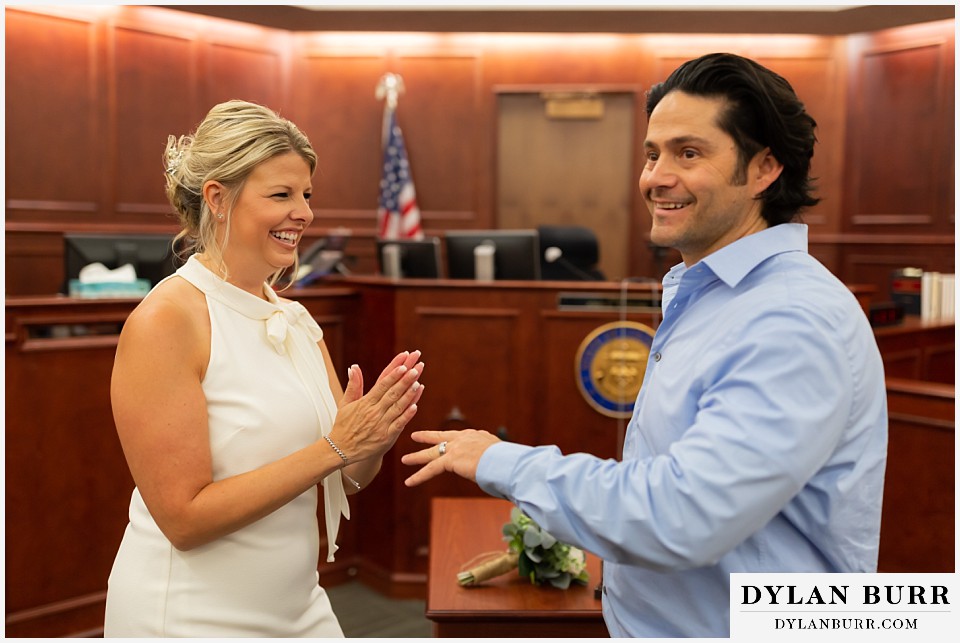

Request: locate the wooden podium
(426, 496), (608, 638)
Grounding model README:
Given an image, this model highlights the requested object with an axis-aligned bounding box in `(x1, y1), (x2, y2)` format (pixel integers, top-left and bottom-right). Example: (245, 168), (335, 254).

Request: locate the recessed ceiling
(157, 4), (954, 34)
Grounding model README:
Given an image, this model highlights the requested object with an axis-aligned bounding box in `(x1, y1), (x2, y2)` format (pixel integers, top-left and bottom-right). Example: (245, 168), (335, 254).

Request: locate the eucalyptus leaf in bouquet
(458, 507), (589, 589)
(502, 507), (589, 588)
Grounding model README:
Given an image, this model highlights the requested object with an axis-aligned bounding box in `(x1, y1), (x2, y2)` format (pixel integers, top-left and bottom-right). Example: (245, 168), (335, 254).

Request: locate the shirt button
(654, 352), (661, 362)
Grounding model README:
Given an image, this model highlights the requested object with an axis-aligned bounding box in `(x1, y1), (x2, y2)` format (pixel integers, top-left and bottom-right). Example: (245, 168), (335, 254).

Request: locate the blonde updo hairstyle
(164, 99), (317, 286)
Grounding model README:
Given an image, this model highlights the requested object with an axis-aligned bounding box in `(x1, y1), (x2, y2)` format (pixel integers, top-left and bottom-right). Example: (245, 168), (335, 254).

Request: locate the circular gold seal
(575, 321), (656, 418)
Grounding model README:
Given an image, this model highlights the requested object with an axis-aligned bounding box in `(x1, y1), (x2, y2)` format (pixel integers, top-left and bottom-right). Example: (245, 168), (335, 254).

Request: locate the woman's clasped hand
(328, 350), (425, 464)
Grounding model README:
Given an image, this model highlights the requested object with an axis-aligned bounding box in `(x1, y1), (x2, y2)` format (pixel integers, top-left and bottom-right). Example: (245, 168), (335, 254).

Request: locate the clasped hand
(327, 351), (425, 463)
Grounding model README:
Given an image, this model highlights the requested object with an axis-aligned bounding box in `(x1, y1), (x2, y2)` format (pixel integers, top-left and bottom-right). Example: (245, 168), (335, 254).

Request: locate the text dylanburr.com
(731, 573), (957, 641)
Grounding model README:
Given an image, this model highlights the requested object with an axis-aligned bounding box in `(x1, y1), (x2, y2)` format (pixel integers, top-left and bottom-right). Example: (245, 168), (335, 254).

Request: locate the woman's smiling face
(220, 151), (314, 282)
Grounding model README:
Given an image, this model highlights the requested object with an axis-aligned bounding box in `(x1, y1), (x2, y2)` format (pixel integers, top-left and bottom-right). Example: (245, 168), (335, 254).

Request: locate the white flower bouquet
(457, 507), (589, 589)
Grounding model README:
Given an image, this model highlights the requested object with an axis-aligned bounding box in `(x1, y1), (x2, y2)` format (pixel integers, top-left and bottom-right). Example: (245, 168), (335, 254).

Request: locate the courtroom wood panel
(5, 9), (103, 219)
(878, 378), (954, 573)
(5, 315), (132, 636)
(4, 231), (65, 296)
(393, 54), (483, 224)
(844, 21), (955, 234)
(202, 39), (287, 113)
(874, 316), (955, 384)
(111, 23), (199, 215)
(289, 52), (387, 218)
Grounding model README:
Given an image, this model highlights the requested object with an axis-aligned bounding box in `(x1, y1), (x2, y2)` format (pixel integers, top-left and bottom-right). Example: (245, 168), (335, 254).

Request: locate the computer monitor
(376, 237), (442, 278)
(444, 229), (541, 281)
(293, 230), (352, 286)
(63, 233), (180, 293)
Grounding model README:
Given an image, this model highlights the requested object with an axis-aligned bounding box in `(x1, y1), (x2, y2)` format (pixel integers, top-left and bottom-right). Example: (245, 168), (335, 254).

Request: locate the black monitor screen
(445, 230), (541, 281)
(63, 233), (181, 293)
(376, 237), (442, 279)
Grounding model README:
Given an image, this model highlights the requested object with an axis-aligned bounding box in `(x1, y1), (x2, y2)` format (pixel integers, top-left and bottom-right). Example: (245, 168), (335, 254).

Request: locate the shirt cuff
(476, 441), (532, 500)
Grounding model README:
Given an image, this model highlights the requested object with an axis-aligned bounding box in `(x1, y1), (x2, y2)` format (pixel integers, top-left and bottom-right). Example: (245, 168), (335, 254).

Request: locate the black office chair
(537, 224), (605, 281)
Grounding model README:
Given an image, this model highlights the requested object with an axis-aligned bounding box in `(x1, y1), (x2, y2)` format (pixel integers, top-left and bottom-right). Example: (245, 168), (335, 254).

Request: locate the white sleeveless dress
(104, 256), (349, 637)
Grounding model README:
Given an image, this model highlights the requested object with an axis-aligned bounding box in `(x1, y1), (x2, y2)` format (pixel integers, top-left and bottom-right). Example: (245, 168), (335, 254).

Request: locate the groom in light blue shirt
(403, 52), (887, 638)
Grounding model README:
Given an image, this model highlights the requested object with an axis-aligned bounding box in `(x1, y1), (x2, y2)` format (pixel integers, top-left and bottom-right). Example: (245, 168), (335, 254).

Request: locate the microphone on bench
(544, 246), (598, 281)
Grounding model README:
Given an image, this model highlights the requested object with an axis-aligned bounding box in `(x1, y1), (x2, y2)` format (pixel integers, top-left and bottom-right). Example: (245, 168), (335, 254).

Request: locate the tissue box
(68, 279), (151, 298)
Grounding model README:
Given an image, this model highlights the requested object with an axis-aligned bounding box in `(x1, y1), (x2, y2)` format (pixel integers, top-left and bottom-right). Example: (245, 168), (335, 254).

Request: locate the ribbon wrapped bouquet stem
(457, 507), (589, 589)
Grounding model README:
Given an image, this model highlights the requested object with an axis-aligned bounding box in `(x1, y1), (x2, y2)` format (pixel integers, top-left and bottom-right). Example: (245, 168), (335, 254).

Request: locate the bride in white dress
(104, 100), (425, 637)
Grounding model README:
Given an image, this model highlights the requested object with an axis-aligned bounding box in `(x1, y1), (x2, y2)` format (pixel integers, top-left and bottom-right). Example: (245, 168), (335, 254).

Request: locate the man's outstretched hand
(401, 429), (501, 487)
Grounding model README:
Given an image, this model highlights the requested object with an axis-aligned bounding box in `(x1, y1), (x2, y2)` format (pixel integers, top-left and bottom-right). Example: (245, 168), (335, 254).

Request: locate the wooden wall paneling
(481, 33), (642, 86)
(4, 9), (104, 223)
(807, 239), (842, 277)
(110, 22), (200, 222)
(924, 344), (956, 385)
(874, 318), (955, 384)
(5, 313), (132, 636)
(7, 8), (956, 297)
(393, 53), (484, 230)
(200, 25), (292, 114)
(845, 22), (954, 232)
(289, 50), (388, 234)
(4, 231), (65, 296)
(879, 378), (955, 572)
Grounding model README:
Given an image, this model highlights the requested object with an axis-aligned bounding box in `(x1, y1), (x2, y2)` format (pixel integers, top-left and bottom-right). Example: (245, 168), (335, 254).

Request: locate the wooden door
(496, 91), (635, 280)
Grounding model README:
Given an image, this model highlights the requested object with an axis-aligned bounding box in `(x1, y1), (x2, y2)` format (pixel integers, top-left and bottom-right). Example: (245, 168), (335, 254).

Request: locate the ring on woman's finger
(438, 441), (447, 456)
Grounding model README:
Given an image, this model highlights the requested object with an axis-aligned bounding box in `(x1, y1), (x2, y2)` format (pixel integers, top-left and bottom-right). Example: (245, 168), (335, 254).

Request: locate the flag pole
(376, 72), (405, 146)
(375, 72), (423, 241)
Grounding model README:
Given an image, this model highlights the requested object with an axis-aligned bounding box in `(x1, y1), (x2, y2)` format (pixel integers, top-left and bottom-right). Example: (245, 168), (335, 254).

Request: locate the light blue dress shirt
(476, 224), (888, 638)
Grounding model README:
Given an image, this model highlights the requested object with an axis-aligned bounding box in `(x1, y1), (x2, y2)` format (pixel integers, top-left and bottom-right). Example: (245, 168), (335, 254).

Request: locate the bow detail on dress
(265, 302), (324, 355)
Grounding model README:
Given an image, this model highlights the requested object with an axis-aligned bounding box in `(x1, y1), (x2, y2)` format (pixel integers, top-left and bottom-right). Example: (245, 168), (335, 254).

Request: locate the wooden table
(426, 496), (608, 638)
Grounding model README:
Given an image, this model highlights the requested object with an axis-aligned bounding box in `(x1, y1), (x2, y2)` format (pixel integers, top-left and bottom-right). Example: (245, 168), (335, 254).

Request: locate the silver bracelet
(324, 436), (362, 491)
(324, 435), (349, 465)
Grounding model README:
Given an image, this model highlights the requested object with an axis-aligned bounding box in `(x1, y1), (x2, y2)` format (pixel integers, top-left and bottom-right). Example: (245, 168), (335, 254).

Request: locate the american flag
(377, 109), (423, 240)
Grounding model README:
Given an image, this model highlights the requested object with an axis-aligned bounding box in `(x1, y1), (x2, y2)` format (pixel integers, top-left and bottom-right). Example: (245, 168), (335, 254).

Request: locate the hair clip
(165, 148), (183, 175)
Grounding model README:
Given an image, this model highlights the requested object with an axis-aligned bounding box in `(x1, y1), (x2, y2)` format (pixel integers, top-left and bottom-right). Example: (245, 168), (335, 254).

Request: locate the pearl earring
(216, 212), (224, 220)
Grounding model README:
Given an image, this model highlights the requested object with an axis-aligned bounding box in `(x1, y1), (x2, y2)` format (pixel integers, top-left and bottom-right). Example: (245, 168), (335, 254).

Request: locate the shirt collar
(698, 223), (809, 288)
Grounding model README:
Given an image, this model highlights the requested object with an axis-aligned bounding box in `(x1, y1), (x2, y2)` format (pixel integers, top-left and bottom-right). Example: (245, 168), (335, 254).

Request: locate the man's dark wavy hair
(645, 53), (820, 226)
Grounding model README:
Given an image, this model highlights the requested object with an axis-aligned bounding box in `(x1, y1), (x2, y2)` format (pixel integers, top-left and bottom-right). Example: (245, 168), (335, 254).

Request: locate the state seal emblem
(575, 321), (656, 418)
